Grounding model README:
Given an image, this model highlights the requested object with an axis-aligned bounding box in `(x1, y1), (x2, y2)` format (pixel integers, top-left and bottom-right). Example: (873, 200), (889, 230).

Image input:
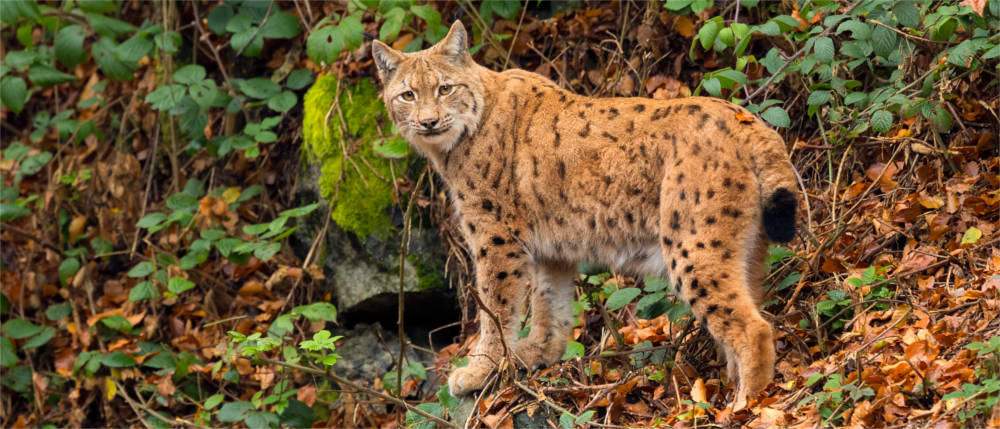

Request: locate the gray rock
(291, 162), (455, 323)
(330, 323), (428, 383)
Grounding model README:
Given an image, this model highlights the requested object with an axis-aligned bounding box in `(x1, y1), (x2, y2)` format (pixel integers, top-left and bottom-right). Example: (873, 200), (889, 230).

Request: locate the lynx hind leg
(659, 196), (774, 409)
(448, 247), (530, 396)
(516, 262), (577, 369)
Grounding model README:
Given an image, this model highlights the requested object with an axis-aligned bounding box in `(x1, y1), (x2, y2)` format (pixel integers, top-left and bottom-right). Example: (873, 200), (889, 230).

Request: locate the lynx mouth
(417, 127), (449, 136)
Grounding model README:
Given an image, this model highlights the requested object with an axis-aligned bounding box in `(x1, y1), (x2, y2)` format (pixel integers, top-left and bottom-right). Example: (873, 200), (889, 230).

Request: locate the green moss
(303, 76), (407, 240)
(408, 254), (445, 291)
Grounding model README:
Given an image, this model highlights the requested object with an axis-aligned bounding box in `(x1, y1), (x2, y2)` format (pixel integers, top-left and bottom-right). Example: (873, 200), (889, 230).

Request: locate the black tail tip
(763, 188), (797, 243)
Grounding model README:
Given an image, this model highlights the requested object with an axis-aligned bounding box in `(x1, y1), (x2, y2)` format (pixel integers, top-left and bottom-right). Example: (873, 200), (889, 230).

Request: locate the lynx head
(372, 21), (485, 154)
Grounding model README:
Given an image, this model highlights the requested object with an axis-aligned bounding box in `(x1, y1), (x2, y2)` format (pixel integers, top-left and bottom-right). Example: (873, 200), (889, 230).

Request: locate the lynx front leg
(516, 262), (576, 369)
(448, 231), (530, 396)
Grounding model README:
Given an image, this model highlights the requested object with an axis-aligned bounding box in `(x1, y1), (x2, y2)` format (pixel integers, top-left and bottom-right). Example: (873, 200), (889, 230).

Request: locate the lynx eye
(438, 85), (453, 96)
(400, 91), (415, 101)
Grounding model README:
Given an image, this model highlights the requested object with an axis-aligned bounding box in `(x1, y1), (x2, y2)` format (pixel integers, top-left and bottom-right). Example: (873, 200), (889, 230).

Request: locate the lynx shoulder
(372, 21), (798, 409)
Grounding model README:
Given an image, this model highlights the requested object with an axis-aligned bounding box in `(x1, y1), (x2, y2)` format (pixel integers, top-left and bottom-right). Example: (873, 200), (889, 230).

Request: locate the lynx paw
(448, 361), (494, 396)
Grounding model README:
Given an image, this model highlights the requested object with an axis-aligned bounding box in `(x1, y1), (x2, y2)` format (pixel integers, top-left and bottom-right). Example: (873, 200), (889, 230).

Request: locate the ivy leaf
(55, 25), (88, 69)
(606, 287), (641, 311)
(760, 106), (790, 128)
(0, 76), (29, 114)
(870, 110), (892, 134)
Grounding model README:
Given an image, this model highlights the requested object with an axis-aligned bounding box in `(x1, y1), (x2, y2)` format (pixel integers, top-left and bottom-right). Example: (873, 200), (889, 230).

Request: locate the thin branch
(0, 222), (63, 253)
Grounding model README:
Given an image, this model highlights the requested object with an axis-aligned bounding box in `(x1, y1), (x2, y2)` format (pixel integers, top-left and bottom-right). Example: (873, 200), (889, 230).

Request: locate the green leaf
(93, 37), (138, 80)
(379, 7), (407, 43)
(702, 77), (722, 96)
(129, 281), (158, 301)
(844, 91), (868, 106)
(279, 203), (320, 217)
(22, 326), (55, 349)
(45, 302), (71, 321)
(260, 11), (301, 39)
(114, 35), (153, 64)
(870, 110), (892, 134)
(643, 276), (669, 292)
(961, 227), (982, 245)
(78, 0), (116, 13)
(166, 192), (199, 211)
(292, 302), (337, 322)
(0, 337), (17, 368)
(760, 106), (790, 128)
(576, 410), (596, 424)
(102, 351), (137, 367)
(807, 90), (831, 106)
(307, 25), (343, 66)
(893, 2), (920, 28)
(562, 340), (585, 360)
(173, 65), (206, 85)
(559, 412), (574, 429)
(253, 242), (281, 260)
(55, 25), (88, 69)
(206, 5), (234, 35)
(128, 261), (154, 278)
(266, 90), (297, 112)
(231, 29), (264, 57)
(136, 212), (167, 228)
(5, 51), (38, 72)
(238, 78), (281, 99)
(4, 319), (43, 339)
(606, 287), (641, 311)
(145, 84), (186, 111)
(285, 69), (313, 90)
(204, 393), (225, 410)
(168, 277), (196, 294)
(0, 203), (30, 222)
(836, 20), (871, 40)
(86, 13), (138, 39)
(813, 36), (835, 63)
(871, 24), (897, 58)
(373, 137), (410, 159)
(1, 0), (40, 25)
(218, 401), (254, 422)
(0, 76), (28, 114)
(947, 39), (976, 68)
(697, 20), (721, 51)
(58, 257), (81, 286)
(931, 105), (953, 133)
(27, 64), (76, 88)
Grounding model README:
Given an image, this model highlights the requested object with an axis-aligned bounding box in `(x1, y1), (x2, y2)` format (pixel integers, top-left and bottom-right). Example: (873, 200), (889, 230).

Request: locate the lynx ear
(431, 21), (470, 64)
(372, 40), (405, 81)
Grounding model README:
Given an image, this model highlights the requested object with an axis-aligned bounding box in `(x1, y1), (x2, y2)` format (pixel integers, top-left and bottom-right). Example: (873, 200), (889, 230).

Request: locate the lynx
(372, 21), (798, 409)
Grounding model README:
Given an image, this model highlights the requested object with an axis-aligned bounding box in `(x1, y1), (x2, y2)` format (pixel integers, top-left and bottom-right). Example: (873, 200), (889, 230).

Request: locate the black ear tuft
(763, 188), (797, 243)
(372, 40), (405, 81)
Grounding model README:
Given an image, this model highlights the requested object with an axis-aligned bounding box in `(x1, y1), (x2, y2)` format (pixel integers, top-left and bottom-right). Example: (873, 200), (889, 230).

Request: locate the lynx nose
(419, 118), (439, 129)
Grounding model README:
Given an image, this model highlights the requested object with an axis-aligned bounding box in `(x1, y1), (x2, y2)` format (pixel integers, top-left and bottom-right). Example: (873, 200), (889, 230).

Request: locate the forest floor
(1, 1), (998, 428)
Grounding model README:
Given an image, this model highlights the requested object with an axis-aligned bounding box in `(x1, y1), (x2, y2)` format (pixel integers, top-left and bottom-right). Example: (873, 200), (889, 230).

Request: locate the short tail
(751, 129), (799, 243)
(762, 188), (797, 243)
